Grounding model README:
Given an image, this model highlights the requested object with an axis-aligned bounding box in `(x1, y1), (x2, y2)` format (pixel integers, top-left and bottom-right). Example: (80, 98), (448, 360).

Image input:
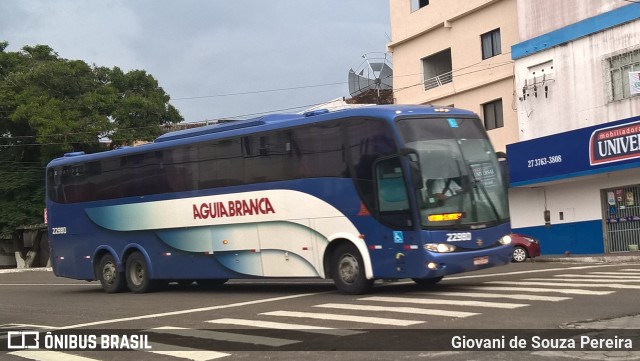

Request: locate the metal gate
(601, 185), (640, 253)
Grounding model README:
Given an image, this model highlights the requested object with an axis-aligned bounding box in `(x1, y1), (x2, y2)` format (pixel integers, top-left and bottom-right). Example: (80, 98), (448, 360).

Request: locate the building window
(483, 99), (503, 130)
(422, 48), (452, 90)
(481, 29), (501, 60)
(411, 0), (429, 11)
(607, 49), (640, 101)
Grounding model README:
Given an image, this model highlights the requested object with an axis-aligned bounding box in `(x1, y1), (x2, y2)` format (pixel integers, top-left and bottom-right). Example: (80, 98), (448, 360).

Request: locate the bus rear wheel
(125, 252), (155, 293)
(331, 243), (373, 295)
(96, 253), (126, 293)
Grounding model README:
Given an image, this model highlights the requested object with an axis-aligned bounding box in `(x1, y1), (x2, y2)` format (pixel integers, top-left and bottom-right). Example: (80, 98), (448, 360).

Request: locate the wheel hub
(102, 263), (116, 284)
(339, 254), (359, 284)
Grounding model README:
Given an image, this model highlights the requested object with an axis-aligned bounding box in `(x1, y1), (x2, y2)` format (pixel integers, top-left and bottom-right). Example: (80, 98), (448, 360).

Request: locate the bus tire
(96, 253), (126, 293)
(412, 276), (443, 286)
(331, 243), (373, 295)
(125, 252), (155, 293)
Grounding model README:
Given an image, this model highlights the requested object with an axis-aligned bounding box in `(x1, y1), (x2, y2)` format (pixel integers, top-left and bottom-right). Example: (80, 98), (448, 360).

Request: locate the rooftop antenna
(348, 52), (393, 103)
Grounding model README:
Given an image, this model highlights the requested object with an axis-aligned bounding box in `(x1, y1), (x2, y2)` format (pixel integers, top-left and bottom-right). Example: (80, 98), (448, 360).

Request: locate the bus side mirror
(496, 151), (509, 186)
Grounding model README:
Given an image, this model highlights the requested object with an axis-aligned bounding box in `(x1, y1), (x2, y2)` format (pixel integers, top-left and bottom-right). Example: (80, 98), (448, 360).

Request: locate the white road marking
(487, 281), (640, 289)
(260, 310), (423, 326)
(148, 326), (299, 347)
(590, 271), (640, 275)
(359, 296), (529, 309)
(444, 264), (622, 280)
(314, 303), (478, 318)
(472, 286), (614, 295)
(55, 292), (329, 330)
(8, 351), (100, 361)
(205, 318), (363, 336)
(411, 291), (570, 302)
(143, 342), (231, 360)
(541, 277), (640, 282)
(553, 274), (640, 279)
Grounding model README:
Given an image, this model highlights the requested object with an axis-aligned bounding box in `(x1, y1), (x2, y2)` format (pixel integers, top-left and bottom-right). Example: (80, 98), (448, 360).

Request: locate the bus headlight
(424, 243), (457, 253)
(499, 235), (512, 245)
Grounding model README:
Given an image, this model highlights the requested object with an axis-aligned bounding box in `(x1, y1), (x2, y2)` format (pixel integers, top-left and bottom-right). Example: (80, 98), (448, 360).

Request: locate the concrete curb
(0, 267), (52, 274)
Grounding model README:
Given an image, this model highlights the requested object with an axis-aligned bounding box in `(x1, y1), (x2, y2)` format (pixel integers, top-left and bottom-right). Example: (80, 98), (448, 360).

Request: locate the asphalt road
(1, 261), (640, 361)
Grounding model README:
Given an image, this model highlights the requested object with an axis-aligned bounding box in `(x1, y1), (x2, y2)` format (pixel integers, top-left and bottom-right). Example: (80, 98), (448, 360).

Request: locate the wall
(510, 168), (640, 255)
(388, 0), (519, 151)
(516, 0), (627, 40)
(514, 19), (640, 141)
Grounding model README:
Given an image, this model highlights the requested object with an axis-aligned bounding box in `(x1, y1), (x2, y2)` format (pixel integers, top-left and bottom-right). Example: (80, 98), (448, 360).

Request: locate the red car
(511, 233), (541, 262)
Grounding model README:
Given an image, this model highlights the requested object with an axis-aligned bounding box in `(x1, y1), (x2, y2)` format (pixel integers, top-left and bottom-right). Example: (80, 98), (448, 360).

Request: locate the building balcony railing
(423, 71), (453, 90)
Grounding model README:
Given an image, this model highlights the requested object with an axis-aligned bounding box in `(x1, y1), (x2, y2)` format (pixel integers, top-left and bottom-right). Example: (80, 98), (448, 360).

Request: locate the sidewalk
(533, 251), (640, 263)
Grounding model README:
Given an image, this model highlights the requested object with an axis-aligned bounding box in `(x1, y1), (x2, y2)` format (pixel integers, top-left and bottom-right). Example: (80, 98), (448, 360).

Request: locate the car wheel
(512, 246), (528, 263)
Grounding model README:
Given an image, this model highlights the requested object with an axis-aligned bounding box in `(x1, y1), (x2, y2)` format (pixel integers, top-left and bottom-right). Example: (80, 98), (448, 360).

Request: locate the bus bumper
(414, 244), (513, 279)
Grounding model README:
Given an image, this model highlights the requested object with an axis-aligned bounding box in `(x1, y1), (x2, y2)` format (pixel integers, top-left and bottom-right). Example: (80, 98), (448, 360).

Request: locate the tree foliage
(0, 42), (183, 234)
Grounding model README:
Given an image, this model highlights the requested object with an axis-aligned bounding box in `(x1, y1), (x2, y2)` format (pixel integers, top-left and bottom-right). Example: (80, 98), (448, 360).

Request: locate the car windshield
(397, 116), (509, 229)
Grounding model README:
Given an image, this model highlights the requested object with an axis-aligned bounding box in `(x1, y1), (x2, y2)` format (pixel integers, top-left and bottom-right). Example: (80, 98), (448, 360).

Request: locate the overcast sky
(0, 0), (391, 123)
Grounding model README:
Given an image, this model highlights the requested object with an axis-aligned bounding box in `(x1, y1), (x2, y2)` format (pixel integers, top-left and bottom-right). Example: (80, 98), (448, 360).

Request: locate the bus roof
(154, 105), (476, 142)
(47, 105), (477, 167)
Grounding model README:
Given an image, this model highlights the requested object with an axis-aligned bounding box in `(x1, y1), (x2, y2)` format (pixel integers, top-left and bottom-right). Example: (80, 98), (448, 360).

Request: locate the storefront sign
(508, 115), (640, 187)
(589, 120), (640, 165)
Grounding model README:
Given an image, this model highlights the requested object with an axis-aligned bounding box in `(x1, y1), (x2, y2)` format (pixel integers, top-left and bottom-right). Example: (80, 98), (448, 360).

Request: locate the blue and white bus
(46, 105), (513, 294)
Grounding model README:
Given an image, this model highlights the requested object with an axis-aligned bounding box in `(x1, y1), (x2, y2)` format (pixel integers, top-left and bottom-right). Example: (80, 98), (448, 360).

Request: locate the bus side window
(374, 157), (413, 229)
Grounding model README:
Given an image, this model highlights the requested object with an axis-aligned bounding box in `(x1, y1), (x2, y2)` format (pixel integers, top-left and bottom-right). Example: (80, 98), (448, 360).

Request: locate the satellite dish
(348, 52), (393, 99)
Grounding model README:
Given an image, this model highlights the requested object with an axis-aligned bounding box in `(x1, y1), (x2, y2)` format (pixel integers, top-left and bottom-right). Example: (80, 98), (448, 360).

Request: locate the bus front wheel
(125, 252), (155, 293)
(331, 243), (373, 295)
(96, 253), (126, 293)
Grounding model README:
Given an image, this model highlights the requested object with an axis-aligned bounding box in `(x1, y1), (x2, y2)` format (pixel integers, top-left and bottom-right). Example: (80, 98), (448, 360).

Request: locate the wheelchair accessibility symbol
(393, 231), (404, 244)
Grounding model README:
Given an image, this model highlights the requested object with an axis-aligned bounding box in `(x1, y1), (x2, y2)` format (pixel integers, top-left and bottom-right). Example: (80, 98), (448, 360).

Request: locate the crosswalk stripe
(554, 274), (640, 279)
(591, 271), (640, 275)
(358, 296), (529, 309)
(539, 277), (640, 283)
(474, 285), (614, 295)
(410, 291), (570, 302)
(205, 318), (363, 336)
(146, 342), (230, 360)
(260, 310), (423, 326)
(147, 326), (299, 347)
(487, 281), (640, 289)
(314, 303), (478, 318)
(8, 351), (100, 361)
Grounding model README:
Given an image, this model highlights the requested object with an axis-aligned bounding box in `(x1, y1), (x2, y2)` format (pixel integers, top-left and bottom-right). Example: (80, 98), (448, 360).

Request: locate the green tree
(0, 42), (183, 235)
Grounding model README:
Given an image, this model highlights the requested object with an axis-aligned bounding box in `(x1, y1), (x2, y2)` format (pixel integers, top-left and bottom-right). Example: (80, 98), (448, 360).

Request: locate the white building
(508, 1), (640, 254)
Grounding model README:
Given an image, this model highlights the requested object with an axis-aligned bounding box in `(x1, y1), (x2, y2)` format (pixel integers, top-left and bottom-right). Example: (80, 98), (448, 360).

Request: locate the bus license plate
(473, 256), (489, 266)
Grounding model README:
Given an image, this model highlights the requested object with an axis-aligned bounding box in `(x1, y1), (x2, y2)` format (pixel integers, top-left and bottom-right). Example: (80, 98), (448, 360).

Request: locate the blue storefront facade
(508, 115), (640, 255)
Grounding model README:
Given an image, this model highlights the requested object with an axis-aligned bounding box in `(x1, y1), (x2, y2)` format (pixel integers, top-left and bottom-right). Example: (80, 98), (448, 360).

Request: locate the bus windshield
(397, 116), (509, 229)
